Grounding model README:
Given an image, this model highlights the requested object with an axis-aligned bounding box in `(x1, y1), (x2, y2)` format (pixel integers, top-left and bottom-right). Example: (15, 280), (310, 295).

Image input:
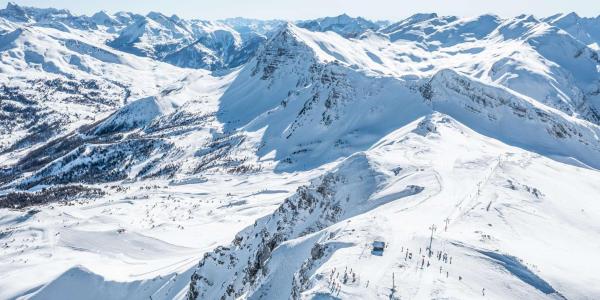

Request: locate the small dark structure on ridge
(372, 241), (385, 256)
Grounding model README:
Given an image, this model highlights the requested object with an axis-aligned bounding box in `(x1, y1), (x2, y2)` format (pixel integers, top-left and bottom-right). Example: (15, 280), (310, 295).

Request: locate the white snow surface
(0, 4), (600, 300)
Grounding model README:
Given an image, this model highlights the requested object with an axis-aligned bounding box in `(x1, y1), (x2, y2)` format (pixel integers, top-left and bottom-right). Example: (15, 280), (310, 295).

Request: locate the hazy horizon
(2, 0), (599, 21)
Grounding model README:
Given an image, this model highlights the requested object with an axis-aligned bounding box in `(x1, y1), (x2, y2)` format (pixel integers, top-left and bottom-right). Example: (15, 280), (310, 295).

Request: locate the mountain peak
(1, 2), (29, 22)
(6, 1), (19, 10)
(296, 14), (379, 38)
(334, 13), (352, 21)
(407, 12), (439, 22)
(91, 10), (118, 26)
(170, 14), (182, 22)
(551, 12), (581, 25)
(146, 11), (168, 21)
(515, 13), (539, 23)
(2, 7), (600, 300)
(0, 1), (75, 23)
(270, 21), (299, 38)
(92, 10), (110, 17)
(563, 11), (581, 19)
(258, 22), (305, 54)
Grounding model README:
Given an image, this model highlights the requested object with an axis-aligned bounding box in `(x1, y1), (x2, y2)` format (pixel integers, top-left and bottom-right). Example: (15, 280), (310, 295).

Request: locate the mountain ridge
(0, 3), (599, 300)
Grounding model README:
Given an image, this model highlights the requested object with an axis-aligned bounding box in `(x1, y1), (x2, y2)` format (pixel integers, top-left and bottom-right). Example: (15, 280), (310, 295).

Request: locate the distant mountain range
(0, 2), (599, 300)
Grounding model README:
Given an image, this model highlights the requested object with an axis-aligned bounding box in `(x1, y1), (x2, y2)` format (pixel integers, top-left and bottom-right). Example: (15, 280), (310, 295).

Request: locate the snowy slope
(107, 12), (266, 70)
(0, 2), (97, 31)
(217, 23), (600, 171)
(0, 3), (270, 71)
(1, 5), (600, 300)
(297, 14), (382, 38)
(188, 113), (600, 299)
(544, 13), (600, 50)
(220, 17), (284, 38)
(0, 18), (198, 165)
(107, 12), (194, 58)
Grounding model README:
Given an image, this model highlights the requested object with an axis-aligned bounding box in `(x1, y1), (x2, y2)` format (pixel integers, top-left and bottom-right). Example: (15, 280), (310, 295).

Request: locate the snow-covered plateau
(0, 2), (599, 299)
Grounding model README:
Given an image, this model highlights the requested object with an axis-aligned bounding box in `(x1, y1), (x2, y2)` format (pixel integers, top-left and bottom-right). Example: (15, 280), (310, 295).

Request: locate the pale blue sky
(2, 0), (599, 20)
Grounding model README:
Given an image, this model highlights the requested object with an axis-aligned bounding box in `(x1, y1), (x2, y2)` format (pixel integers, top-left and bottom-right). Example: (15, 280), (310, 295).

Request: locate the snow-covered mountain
(188, 113), (600, 299)
(0, 2), (98, 31)
(297, 14), (383, 38)
(544, 12), (600, 50)
(0, 18), (194, 162)
(106, 12), (265, 70)
(1, 3), (600, 300)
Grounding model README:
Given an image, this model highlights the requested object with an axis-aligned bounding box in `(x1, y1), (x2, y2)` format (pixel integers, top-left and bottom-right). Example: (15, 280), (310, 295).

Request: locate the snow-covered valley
(0, 2), (599, 299)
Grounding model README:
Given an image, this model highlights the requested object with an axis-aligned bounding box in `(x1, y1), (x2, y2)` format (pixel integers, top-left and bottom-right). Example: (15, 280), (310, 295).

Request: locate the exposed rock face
(187, 153), (425, 299)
